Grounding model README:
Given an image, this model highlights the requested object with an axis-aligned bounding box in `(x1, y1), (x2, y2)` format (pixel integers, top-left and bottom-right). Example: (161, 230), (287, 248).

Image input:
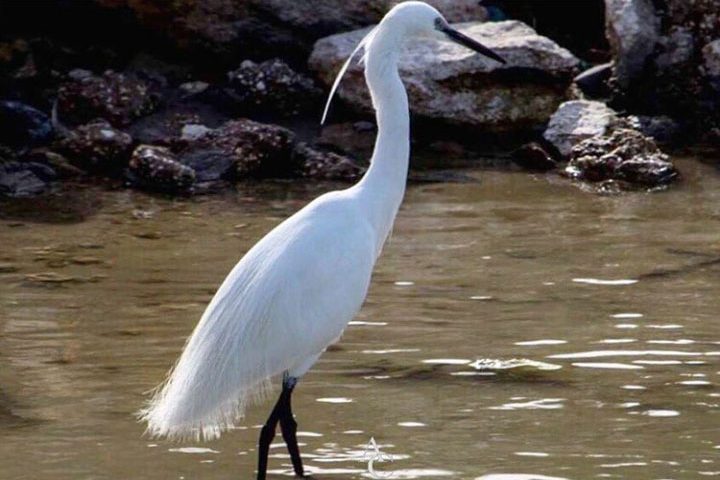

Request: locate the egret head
(383, 1), (506, 64)
(321, 1), (506, 124)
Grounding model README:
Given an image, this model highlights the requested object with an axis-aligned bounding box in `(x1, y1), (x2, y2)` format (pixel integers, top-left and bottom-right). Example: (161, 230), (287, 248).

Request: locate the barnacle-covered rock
(226, 59), (322, 115)
(127, 145), (195, 193)
(565, 128), (679, 188)
(57, 69), (159, 127)
(293, 142), (364, 181)
(55, 119), (133, 174)
(177, 119), (297, 179)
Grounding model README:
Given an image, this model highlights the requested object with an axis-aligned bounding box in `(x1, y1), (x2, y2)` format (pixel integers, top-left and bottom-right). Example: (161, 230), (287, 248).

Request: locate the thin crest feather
(320, 27), (377, 125)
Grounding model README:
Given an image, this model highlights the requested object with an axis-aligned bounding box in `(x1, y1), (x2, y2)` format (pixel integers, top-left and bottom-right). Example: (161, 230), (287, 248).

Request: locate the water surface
(1, 158), (719, 479)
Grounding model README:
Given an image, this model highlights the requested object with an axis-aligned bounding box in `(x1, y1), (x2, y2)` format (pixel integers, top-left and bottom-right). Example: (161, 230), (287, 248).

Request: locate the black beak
(437, 22), (506, 64)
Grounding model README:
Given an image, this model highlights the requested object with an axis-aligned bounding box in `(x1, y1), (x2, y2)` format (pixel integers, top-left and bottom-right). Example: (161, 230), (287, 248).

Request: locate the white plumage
(140, 190), (379, 440)
(139, 2), (505, 462)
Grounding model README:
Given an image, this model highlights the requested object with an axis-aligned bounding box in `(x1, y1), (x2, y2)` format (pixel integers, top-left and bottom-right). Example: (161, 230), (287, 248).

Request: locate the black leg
(279, 379), (304, 477)
(256, 375), (305, 480)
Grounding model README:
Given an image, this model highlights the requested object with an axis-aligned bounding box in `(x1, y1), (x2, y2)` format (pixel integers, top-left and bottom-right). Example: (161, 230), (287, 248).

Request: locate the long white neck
(355, 26), (410, 253)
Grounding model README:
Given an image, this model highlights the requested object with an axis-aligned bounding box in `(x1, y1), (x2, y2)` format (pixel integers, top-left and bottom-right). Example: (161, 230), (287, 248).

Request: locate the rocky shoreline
(1, 0), (718, 198)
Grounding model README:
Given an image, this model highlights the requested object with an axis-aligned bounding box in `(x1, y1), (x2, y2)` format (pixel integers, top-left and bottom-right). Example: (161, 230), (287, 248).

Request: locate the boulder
(0, 101), (53, 148)
(127, 145), (196, 194)
(55, 119), (133, 174)
(309, 20), (580, 131)
(225, 59), (322, 115)
(565, 128), (679, 188)
(90, 1), (486, 67)
(543, 100), (619, 157)
(57, 69), (159, 127)
(604, 0), (659, 88)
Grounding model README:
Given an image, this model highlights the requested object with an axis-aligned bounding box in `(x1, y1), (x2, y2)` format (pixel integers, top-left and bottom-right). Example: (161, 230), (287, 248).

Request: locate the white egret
(139, 2), (505, 478)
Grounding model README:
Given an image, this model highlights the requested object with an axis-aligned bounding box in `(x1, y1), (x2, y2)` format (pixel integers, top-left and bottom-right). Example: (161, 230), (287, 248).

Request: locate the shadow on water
(0, 185), (104, 224)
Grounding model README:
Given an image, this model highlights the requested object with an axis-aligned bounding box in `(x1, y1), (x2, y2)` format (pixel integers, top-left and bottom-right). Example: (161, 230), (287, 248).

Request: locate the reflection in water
(0, 159), (719, 479)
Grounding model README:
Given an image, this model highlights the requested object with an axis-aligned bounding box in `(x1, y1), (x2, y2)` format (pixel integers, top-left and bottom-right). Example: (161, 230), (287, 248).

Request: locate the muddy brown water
(1, 158), (719, 480)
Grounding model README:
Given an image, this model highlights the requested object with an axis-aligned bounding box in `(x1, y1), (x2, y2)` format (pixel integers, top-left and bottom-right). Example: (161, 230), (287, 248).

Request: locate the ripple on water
(571, 362), (643, 370)
(572, 278), (638, 285)
(316, 397), (353, 404)
(475, 474), (569, 480)
(514, 340), (567, 346)
(490, 398), (564, 411)
(168, 447), (219, 454)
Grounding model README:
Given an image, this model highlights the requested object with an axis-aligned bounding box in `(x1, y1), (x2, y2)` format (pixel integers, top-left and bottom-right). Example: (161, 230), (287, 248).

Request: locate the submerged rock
(310, 20), (579, 131)
(225, 59), (322, 115)
(565, 128), (679, 188)
(543, 100), (619, 157)
(127, 145), (195, 194)
(55, 119), (133, 174)
(57, 69), (159, 126)
(0, 101), (53, 148)
(0, 161), (56, 197)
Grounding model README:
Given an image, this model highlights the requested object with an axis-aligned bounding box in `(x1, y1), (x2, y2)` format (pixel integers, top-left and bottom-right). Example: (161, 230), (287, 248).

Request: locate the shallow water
(1, 158), (719, 480)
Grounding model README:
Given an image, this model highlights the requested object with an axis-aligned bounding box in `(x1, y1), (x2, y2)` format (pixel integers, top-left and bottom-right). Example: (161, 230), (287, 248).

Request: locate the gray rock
(543, 100), (618, 157)
(654, 27), (695, 70)
(702, 39), (720, 78)
(310, 20), (579, 131)
(604, 0), (660, 88)
(0, 161), (56, 198)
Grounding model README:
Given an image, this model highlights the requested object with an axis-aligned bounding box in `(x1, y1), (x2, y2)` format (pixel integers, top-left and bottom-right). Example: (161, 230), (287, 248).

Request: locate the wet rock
(310, 20), (579, 131)
(565, 128), (679, 188)
(57, 70), (159, 127)
(0, 101), (53, 148)
(55, 119), (133, 174)
(225, 59), (322, 115)
(293, 142), (364, 181)
(604, 0), (660, 88)
(573, 62), (612, 99)
(0, 161), (56, 198)
(127, 145), (196, 194)
(543, 100), (619, 157)
(511, 142), (558, 171)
